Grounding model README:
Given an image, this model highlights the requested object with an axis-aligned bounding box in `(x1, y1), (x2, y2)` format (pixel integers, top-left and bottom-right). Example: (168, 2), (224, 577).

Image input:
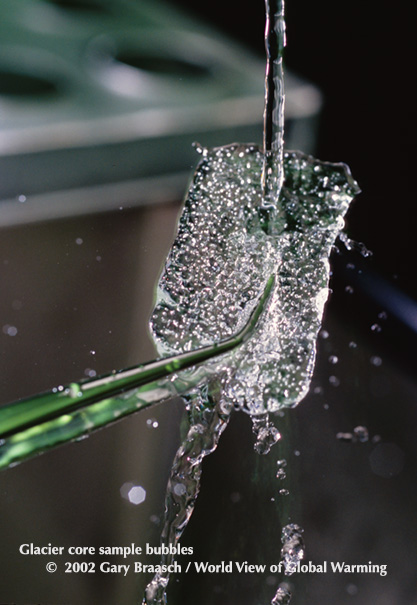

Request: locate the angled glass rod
(0, 275), (274, 470)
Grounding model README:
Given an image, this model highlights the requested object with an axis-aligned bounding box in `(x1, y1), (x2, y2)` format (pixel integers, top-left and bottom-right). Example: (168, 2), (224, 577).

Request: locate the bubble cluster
(150, 145), (359, 416)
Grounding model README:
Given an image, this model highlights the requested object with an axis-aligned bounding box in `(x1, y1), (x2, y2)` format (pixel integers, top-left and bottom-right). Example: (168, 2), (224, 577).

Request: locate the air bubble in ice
(151, 146), (359, 418)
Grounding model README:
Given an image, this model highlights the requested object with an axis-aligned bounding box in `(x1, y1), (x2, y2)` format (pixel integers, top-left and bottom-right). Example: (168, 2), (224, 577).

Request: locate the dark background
(175, 0), (416, 298)
(1, 2), (416, 604)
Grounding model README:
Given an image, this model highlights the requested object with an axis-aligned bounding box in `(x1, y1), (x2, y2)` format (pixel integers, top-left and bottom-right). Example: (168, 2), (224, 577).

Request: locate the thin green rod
(0, 276), (274, 470)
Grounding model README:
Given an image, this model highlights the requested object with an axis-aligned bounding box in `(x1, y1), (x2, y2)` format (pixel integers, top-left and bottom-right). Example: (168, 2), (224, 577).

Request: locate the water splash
(252, 412), (281, 454)
(336, 425), (369, 443)
(271, 584), (292, 604)
(146, 143), (357, 604)
(276, 459), (287, 480)
(144, 0), (359, 602)
(280, 523), (305, 575)
(143, 383), (232, 604)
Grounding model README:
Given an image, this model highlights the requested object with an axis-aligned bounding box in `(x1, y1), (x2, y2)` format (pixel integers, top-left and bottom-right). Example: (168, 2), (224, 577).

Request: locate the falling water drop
(280, 523), (305, 575)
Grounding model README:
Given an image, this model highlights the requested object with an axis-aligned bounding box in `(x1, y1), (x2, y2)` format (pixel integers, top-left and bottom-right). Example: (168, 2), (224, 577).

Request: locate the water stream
(144, 1), (359, 603)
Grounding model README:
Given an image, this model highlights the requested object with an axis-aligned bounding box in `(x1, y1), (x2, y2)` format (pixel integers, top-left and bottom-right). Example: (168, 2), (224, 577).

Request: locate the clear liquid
(262, 0), (286, 208)
(145, 1), (359, 603)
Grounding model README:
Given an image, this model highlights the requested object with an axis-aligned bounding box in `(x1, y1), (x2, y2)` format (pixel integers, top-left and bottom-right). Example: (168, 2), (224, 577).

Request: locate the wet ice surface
(151, 144), (359, 416)
(145, 143), (359, 604)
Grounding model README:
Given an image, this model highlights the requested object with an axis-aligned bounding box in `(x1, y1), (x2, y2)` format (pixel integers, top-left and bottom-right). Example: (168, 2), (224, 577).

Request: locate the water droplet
(230, 492), (241, 503)
(337, 426), (369, 443)
(348, 341), (357, 349)
(328, 355), (338, 364)
(271, 584), (292, 605)
(329, 375), (340, 387)
(346, 583), (358, 596)
(128, 485), (146, 505)
(370, 355), (382, 366)
(344, 285), (354, 294)
(279, 489), (289, 496)
(18, 194), (27, 203)
(120, 482), (147, 505)
(84, 368), (97, 378)
(336, 432), (353, 442)
(281, 523), (304, 575)
(2, 324), (18, 336)
(146, 418), (159, 429)
(320, 329), (329, 339)
(75, 237), (83, 245)
(371, 323), (382, 333)
(276, 468), (287, 480)
(353, 425), (369, 442)
(252, 415), (281, 454)
(378, 311), (388, 320)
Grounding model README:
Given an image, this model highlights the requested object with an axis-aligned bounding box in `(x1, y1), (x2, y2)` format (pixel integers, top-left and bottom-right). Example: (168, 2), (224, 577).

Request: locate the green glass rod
(0, 275), (274, 470)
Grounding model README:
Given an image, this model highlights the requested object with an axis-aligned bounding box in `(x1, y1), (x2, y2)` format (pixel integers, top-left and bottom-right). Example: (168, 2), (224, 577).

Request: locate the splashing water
(143, 382), (232, 605)
(151, 145), (359, 420)
(271, 584), (292, 605)
(280, 523), (305, 575)
(144, 1), (359, 603)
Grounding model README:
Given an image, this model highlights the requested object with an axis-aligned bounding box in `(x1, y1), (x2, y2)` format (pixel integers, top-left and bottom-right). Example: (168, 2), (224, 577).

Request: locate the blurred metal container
(0, 0), (321, 226)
